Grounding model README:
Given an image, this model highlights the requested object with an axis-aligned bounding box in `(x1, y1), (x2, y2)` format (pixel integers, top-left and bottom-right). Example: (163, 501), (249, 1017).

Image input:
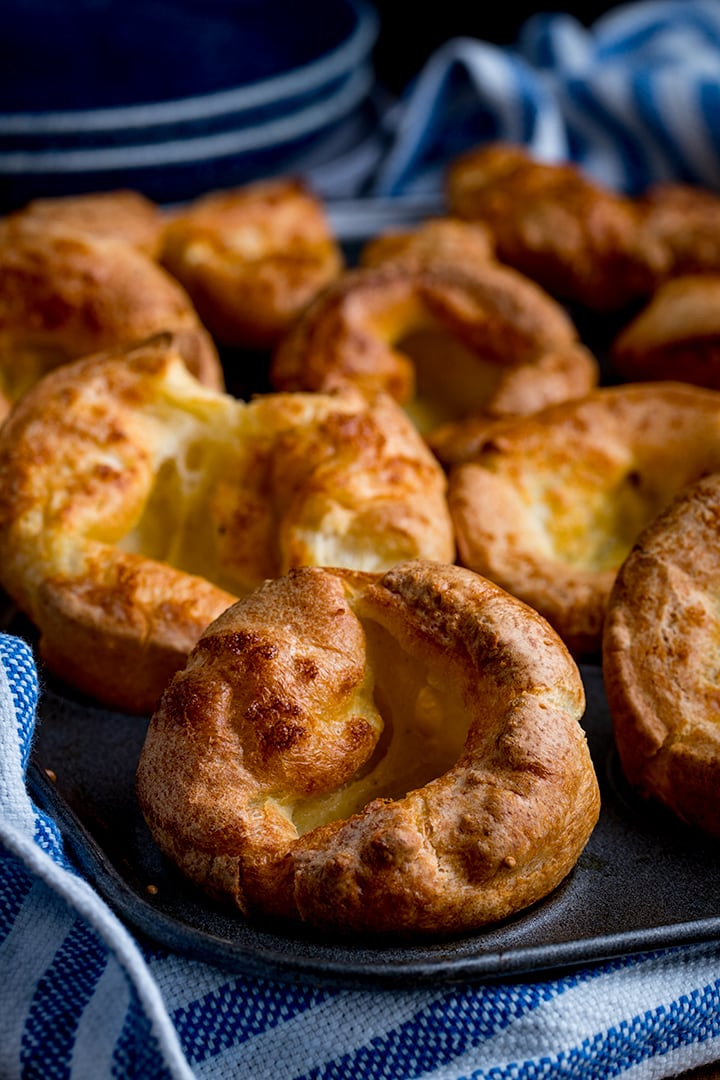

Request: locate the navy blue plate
(1, 0), (375, 116)
(0, 0), (378, 209)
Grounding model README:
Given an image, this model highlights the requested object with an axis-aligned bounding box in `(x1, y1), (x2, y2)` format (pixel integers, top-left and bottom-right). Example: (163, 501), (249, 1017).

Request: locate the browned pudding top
(0, 332), (453, 712)
(160, 177), (343, 347)
(604, 472), (720, 837)
(137, 560), (599, 935)
(447, 141), (669, 311)
(271, 255), (598, 441)
(637, 182), (720, 278)
(612, 274), (720, 389)
(360, 217), (495, 270)
(448, 381), (720, 655)
(7, 189), (166, 257)
(0, 218), (222, 417)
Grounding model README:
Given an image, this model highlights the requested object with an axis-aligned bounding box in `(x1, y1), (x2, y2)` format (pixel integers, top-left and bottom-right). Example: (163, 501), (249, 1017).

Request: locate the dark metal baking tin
(28, 663), (720, 989)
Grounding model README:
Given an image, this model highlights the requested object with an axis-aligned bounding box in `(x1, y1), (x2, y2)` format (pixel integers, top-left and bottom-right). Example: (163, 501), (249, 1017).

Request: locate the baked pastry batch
(2, 143), (720, 935)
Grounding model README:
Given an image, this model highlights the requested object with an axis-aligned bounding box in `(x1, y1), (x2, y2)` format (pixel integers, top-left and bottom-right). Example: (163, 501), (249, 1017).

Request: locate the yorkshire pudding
(448, 382), (720, 655)
(446, 142), (668, 311)
(270, 257), (598, 444)
(603, 473), (720, 837)
(612, 275), (720, 389)
(0, 333), (453, 714)
(160, 177), (343, 348)
(360, 217), (495, 270)
(637, 182), (720, 279)
(0, 219), (222, 418)
(136, 560), (600, 935)
(7, 189), (166, 257)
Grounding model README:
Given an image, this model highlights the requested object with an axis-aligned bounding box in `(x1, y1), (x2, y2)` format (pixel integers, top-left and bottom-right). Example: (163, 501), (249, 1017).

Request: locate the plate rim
(0, 0), (379, 136)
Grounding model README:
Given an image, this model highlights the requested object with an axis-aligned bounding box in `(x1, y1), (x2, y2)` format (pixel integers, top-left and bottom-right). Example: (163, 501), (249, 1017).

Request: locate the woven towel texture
(371, 0), (720, 198)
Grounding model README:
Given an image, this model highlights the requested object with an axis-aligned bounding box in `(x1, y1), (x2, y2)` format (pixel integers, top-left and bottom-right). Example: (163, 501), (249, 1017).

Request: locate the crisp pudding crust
(603, 472), (720, 837)
(448, 382), (720, 655)
(0, 333), (454, 713)
(0, 218), (222, 416)
(271, 255), (598, 449)
(160, 177), (343, 347)
(136, 560), (600, 935)
(446, 141), (669, 311)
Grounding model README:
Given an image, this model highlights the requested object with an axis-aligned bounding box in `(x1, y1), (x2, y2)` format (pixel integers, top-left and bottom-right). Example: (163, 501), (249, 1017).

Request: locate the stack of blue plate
(0, 0), (380, 210)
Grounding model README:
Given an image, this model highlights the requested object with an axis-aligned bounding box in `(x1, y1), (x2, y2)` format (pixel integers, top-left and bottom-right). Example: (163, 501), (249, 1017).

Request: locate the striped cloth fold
(370, 0), (720, 201)
(2, 635), (720, 1079)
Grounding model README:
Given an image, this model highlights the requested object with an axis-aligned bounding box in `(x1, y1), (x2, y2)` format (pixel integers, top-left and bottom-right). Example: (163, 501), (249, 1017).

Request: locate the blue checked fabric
(366, 0), (720, 205)
(3, 634), (720, 1080)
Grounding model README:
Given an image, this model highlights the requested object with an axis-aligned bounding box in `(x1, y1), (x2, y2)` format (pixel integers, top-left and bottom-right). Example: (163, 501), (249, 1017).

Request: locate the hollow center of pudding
(289, 613), (472, 836)
(524, 460), (673, 571)
(399, 326), (503, 434)
(118, 443), (246, 592)
(114, 401), (281, 596)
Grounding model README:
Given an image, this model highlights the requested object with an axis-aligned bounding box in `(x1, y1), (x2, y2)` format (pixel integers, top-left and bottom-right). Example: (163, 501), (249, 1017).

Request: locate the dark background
(372, 2), (628, 92)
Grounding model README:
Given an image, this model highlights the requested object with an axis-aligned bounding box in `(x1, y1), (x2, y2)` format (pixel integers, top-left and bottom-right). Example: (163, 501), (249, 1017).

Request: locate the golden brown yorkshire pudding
(612, 275), (720, 389)
(270, 257), (598, 444)
(136, 560), (599, 936)
(446, 142), (668, 311)
(7, 189), (165, 257)
(160, 177), (343, 348)
(448, 382), (720, 656)
(360, 217), (495, 270)
(637, 182), (720, 279)
(0, 219), (222, 418)
(0, 333), (453, 714)
(603, 473), (720, 838)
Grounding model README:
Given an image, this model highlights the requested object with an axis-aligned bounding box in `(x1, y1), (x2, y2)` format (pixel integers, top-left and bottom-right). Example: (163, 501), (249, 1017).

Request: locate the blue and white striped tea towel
(3, 636), (720, 1080)
(358, 0), (720, 217)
